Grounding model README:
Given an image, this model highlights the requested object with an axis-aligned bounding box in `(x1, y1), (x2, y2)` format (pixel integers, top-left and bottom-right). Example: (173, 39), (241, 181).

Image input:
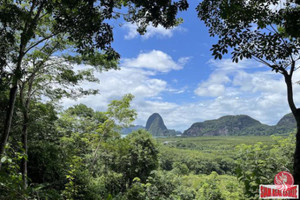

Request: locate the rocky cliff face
(183, 113), (296, 136)
(146, 113), (180, 136)
(146, 113), (167, 132)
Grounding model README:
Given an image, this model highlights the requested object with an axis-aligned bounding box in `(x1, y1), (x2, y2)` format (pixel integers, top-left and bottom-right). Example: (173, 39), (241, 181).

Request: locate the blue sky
(62, 2), (300, 132)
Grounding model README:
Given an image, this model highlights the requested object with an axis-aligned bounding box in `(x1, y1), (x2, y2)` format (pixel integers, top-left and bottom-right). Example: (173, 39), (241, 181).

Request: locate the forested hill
(183, 113), (296, 136)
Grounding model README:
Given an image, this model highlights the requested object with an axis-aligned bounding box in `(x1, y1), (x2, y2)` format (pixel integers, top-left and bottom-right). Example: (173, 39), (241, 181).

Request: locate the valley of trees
(0, 97), (296, 199)
(1, 0), (300, 199)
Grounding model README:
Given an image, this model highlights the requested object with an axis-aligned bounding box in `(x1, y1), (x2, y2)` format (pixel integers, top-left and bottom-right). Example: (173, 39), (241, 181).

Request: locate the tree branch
(283, 62), (297, 115)
(270, 24), (295, 63)
(290, 60), (295, 76)
(23, 33), (57, 55)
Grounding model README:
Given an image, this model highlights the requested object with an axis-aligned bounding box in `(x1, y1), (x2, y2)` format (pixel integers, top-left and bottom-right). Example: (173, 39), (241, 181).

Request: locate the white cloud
(208, 58), (263, 71)
(178, 57), (191, 65)
(60, 56), (300, 132)
(194, 59), (269, 97)
(167, 87), (186, 94)
(123, 50), (188, 73)
(60, 50), (190, 128)
(123, 22), (186, 40)
(190, 58), (300, 129)
(232, 70), (286, 94)
(194, 61), (234, 97)
(61, 67), (168, 110)
(195, 84), (226, 97)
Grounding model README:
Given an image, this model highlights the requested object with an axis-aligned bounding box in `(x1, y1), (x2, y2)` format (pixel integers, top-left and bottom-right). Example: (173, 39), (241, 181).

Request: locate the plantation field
(156, 135), (276, 155)
(156, 135), (292, 176)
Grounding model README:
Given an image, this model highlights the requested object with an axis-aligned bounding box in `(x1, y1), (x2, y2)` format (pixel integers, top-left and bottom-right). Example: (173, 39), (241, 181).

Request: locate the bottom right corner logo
(260, 171), (298, 199)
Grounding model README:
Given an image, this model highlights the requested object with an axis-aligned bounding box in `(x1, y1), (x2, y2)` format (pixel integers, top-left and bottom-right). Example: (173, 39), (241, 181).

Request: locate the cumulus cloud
(60, 50), (189, 125)
(123, 22), (186, 40)
(61, 67), (167, 109)
(60, 56), (300, 132)
(208, 58), (263, 71)
(195, 84), (226, 97)
(140, 59), (300, 131)
(190, 59), (300, 128)
(123, 50), (189, 73)
(134, 65), (298, 131)
(194, 72), (231, 97)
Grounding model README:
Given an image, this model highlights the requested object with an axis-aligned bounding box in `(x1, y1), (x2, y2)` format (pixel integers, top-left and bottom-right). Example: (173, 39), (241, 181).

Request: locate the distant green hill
(183, 113), (296, 136)
(276, 113), (296, 128)
(146, 113), (181, 136)
(121, 125), (145, 135)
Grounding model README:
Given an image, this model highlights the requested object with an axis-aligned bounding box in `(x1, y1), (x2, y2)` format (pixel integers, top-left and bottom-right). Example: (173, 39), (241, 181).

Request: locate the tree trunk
(0, 1), (43, 169)
(0, 41), (24, 169)
(20, 75), (34, 189)
(0, 84), (18, 169)
(294, 116), (300, 185)
(284, 72), (300, 197)
(292, 113), (300, 200)
(21, 109), (29, 189)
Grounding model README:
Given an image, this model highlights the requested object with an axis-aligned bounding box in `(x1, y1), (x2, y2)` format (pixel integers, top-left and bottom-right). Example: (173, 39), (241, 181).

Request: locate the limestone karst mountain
(183, 113), (296, 136)
(122, 113), (296, 137)
(145, 113), (181, 136)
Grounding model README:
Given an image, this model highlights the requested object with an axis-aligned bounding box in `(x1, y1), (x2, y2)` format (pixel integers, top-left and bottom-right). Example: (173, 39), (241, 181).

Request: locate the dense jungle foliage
(1, 0), (299, 199)
(0, 95), (295, 199)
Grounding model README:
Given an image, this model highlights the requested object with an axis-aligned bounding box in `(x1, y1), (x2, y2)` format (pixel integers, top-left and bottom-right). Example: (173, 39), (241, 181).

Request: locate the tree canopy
(198, 0), (300, 65)
(0, 0), (189, 169)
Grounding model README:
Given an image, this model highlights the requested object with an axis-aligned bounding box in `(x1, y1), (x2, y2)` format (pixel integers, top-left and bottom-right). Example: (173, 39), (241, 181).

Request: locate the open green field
(156, 135), (294, 177)
(156, 135), (276, 154)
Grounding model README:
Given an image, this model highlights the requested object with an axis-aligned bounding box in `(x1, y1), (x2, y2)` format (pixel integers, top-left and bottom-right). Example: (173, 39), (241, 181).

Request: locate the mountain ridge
(122, 113), (295, 137)
(183, 113), (296, 136)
